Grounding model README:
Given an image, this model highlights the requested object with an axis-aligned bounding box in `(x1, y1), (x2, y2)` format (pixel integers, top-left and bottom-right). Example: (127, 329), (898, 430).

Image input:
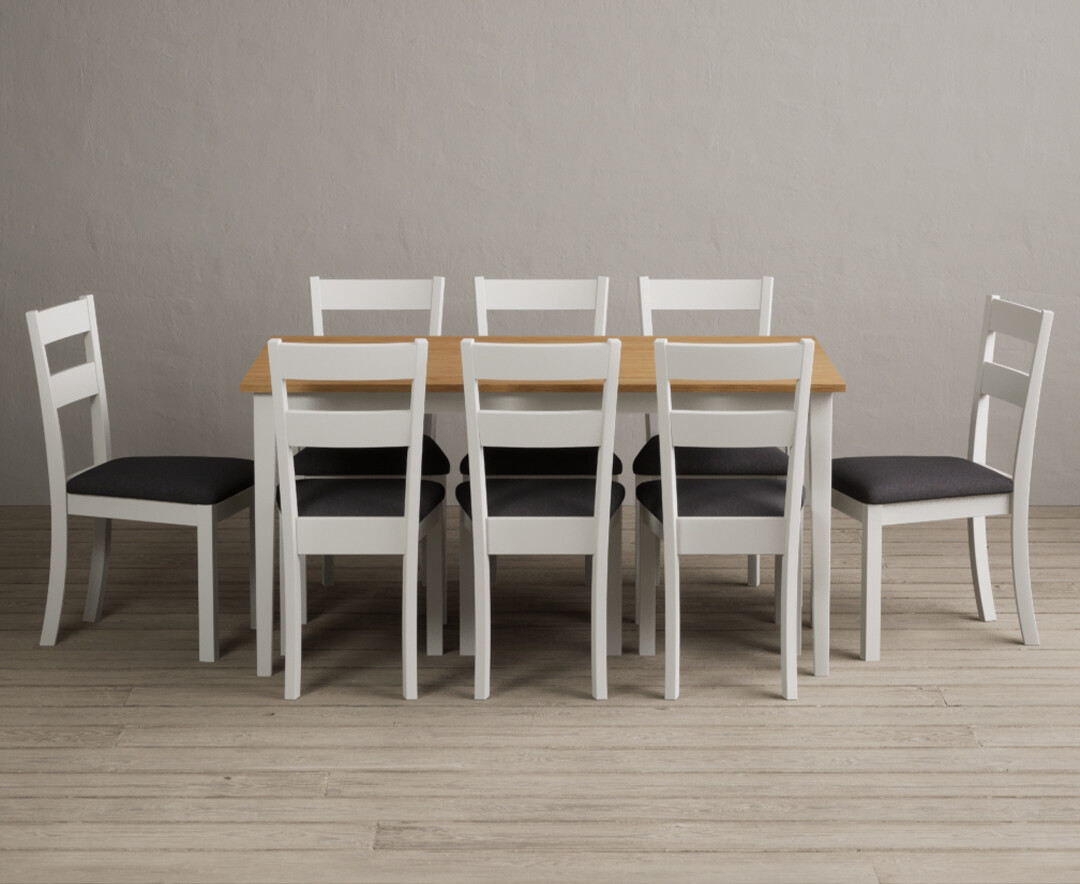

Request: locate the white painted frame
(26, 295), (254, 662)
(308, 276), (447, 595)
(832, 295), (1054, 661)
(637, 276), (777, 591)
(458, 338), (623, 700)
(269, 338), (445, 700)
(638, 338), (815, 701)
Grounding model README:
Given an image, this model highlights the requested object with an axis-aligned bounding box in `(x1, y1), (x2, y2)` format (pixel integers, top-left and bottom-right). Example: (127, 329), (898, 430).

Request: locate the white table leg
(809, 392), (832, 677)
(254, 394), (276, 677)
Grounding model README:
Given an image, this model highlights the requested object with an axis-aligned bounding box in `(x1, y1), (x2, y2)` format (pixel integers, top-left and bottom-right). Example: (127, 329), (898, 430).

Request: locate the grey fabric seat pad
(636, 477), (797, 521)
(632, 435), (788, 477)
(460, 447), (623, 477)
(66, 456), (254, 506)
(455, 478), (626, 519)
(286, 478), (445, 518)
(832, 456), (1014, 505)
(293, 435), (450, 477)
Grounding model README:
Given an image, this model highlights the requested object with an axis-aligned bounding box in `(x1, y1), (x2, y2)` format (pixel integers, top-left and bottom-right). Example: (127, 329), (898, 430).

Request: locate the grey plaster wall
(1, 0), (1077, 504)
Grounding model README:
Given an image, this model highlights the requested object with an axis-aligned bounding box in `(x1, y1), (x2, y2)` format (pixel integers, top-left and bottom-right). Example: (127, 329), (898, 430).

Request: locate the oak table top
(241, 336), (846, 395)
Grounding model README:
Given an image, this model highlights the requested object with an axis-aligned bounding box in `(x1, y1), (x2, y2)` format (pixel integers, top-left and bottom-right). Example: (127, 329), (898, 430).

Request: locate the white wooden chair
(269, 338), (445, 700)
(26, 295), (254, 661)
(300, 277), (449, 600)
(634, 277), (780, 591)
(637, 338), (815, 700)
(832, 295), (1054, 661)
(457, 338), (623, 700)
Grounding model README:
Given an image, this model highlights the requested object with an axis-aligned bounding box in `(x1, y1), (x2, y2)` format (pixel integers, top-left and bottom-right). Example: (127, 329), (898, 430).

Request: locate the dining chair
(299, 276), (449, 617)
(832, 295), (1054, 661)
(269, 337), (446, 700)
(457, 338), (624, 700)
(634, 277), (781, 592)
(26, 295), (255, 661)
(637, 338), (815, 700)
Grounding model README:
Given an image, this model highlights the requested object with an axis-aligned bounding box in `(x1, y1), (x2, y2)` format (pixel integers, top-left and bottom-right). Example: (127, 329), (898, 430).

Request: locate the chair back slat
(31, 298), (95, 345)
(310, 277), (444, 336)
(49, 363), (101, 410)
(668, 409), (796, 450)
(475, 277), (608, 335)
(478, 410), (605, 449)
(988, 296), (1045, 343)
(284, 410), (413, 449)
(468, 341), (613, 381)
(272, 341), (421, 383)
(979, 361), (1030, 409)
(662, 341), (804, 382)
(640, 277), (773, 336)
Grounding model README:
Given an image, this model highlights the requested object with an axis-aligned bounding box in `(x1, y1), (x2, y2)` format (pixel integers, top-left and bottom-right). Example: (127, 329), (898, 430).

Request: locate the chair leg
(607, 507), (622, 658)
(196, 508), (220, 664)
(282, 536), (304, 700)
(83, 518), (111, 623)
(780, 550), (798, 700)
(322, 554), (335, 588)
(748, 554), (761, 587)
(663, 530), (680, 701)
(773, 556), (782, 625)
(861, 507), (883, 662)
(590, 525), (609, 702)
(300, 555), (309, 625)
(40, 505), (69, 646)
(248, 506), (257, 630)
(968, 516), (997, 622)
(402, 541), (419, 702)
(475, 545), (492, 700)
(1011, 506), (1039, 646)
(637, 506), (658, 656)
(459, 517), (475, 656)
(425, 508), (446, 656)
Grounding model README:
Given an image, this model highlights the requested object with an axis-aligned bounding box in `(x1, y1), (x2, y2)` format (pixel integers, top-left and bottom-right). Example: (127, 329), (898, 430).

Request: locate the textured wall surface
(1, 0), (1077, 503)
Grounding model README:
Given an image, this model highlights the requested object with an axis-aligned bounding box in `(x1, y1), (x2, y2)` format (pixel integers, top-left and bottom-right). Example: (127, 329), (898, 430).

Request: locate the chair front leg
(402, 538), (419, 701)
(300, 555), (309, 625)
(248, 506), (257, 630)
(282, 532), (304, 700)
(780, 550), (798, 700)
(474, 544), (492, 701)
(748, 554), (761, 587)
(968, 516), (997, 622)
(425, 506), (446, 656)
(861, 506), (883, 662)
(663, 530), (681, 701)
(459, 516), (475, 656)
(637, 505), (658, 656)
(1011, 504), (1039, 646)
(590, 525), (609, 701)
(196, 508), (220, 663)
(83, 518), (112, 623)
(607, 507), (622, 657)
(40, 503), (69, 646)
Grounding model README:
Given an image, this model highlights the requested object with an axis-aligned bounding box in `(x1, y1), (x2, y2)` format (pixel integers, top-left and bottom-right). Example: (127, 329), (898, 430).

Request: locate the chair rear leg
(607, 507), (622, 658)
(780, 551), (798, 700)
(196, 509), (220, 663)
(283, 540), (304, 700)
(663, 539), (681, 700)
(300, 555), (309, 625)
(968, 516), (997, 622)
(637, 506), (658, 656)
(861, 507), (883, 662)
(40, 506), (69, 646)
(402, 542), (419, 701)
(459, 517), (475, 656)
(1011, 507), (1039, 645)
(425, 508), (446, 657)
(474, 550), (492, 700)
(83, 518), (112, 623)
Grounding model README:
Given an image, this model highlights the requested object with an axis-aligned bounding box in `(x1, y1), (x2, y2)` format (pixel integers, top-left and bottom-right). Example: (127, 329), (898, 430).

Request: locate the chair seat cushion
(67, 456), (254, 506)
(287, 478), (445, 519)
(455, 478), (626, 519)
(293, 435), (450, 477)
(632, 435), (788, 477)
(636, 477), (797, 522)
(459, 448), (623, 478)
(832, 456), (1014, 505)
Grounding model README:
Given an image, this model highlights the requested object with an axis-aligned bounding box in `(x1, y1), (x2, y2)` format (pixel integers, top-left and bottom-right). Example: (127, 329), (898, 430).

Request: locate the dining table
(240, 335), (846, 682)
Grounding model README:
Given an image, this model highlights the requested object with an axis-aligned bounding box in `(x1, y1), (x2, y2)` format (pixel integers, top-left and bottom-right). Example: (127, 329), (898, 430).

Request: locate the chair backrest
(474, 277), (609, 336)
(460, 338), (622, 527)
(639, 277), (774, 336)
(269, 338), (429, 532)
(26, 295), (112, 503)
(310, 277), (445, 336)
(968, 295), (1054, 502)
(654, 338), (814, 532)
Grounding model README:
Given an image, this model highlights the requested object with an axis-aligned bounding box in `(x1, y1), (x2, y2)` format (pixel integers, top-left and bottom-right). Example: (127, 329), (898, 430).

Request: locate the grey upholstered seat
(67, 456), (254, 506)
(294, 435), (450, 477)
(632, 435), (787, 476)
(636, 477), (797, 521)
(288, 478), (445, 519)
(832, 456), (1014, 506)
(456, 478), (626, 519)
(460, 448), (623, 477)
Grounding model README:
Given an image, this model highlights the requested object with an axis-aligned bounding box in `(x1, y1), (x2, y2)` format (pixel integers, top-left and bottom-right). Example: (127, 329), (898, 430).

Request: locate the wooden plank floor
(1, 504), (1079, 883)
